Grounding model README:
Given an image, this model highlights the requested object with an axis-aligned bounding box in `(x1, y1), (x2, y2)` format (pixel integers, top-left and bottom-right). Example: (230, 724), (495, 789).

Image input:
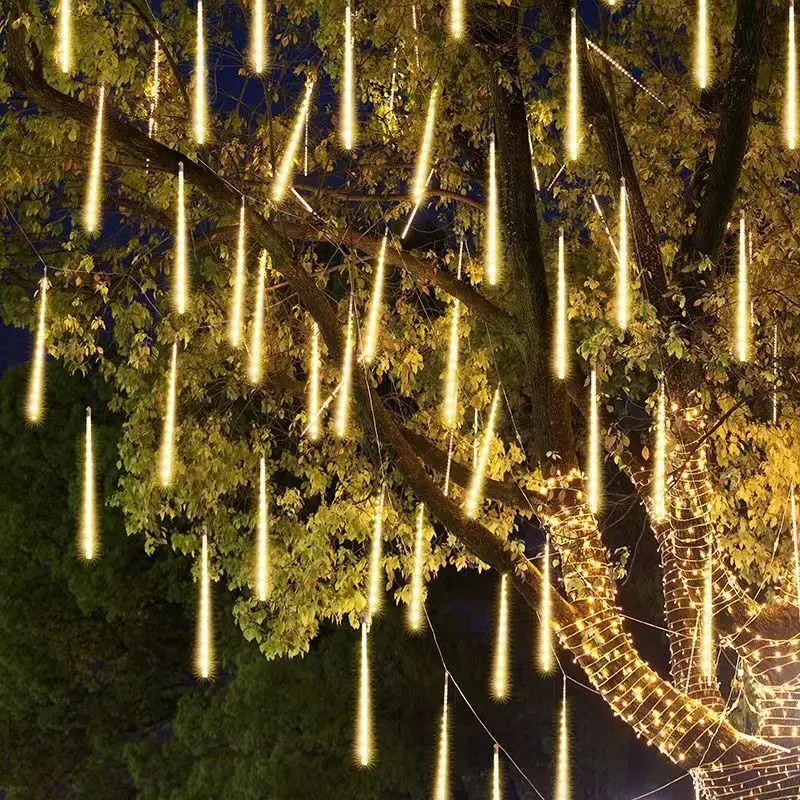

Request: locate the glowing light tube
(695, 0), (710, 89)
(652, 381), (667, 522)
(195, 532), (214, 679)
(355, 622), (373, 766)
(442, 241), (462, 428)
(737, 212), (749, 362)
(617, 177), (629, 330)
(272, 81), (315, 203)
(58, 0), (72, 73)
(587, 368), (601, 514)
(367, 486), (385, 619)
(700, 541), (714, 680)
(433, 674), (450, 800)
(193, 0), (208, 144)
(159, 342), (178, 487)
(465, 387), (500, 518)
(80, 406), (98, 560)
(229, 198), (247, 348)
(83, 84), (105, 235)
(538, 534), (554, 673)
(411, 84), (439, 203)
(362, 233), (387, 364)
(555, 682), (570, 800)
(791, 486), (800, 613)
(256, 456), (270, 601)
(148, 40), (161, 138)
(553, 229), (569, 380)
(308, 320), (321, 440)
(486, 133), (500, 285)
(26, 275), (47, 424)
(449, 0), (464, 39)
(491, 573), (510, 700)
(341, 3), (356, 150)
(251, 0), (267, 74)
(567, 9), (581, 161)
(249, 249), (267, 384)
(492, 744), (501, 800)
(174, 162), (189, 314)
(408, 503), (426, 632)
(787, 1), (797, 149)
(335, 297), (355, 438)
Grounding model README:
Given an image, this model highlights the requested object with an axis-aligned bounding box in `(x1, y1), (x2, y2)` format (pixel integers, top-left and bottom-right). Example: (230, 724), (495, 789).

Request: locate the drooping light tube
(442, 241), (462, 428)
(486, 133), (500, 285)
(335, 296), (355, 439)
(256, 455), (270, 601)
(249, 250), (268, 384)
(308, 320), (321, 440)
(354, 622), (373, 766)
(58, 0), (72, 73)
(80, 406), (98, 561)
(553, 229), (569, 380)
(566, 9), (581, 161)
(736, 212), (750, 362)
(464, 388), (501, 518)
(362, 233), (387, 364)
(408, 503), (426, 632)
(652, 381), (667, 522)
(433, 673), (451, 800)
(491, 573), (510, 700)
(411, 84), (439, 203)
(251, 0), (268, 74)
(159, 342), (178, 487)
(538, 534), (554, 673)
(367, 486), (385, 619)
(229, 198), (247, 348)
(791, 485), (800, 612)
(193, 0), (208, 144)
(341, 3), (356, 150)
(174, 162), (189, 314)
(587, 368), (601, 514)
(272, 81), (315, 203)
(449, 0), (464, 39)
(700, 541), (714, 680)
(555, 682), (570, 800)
(617, 177), (629, 330)
(195, 532), (214, 679)
(26, 274), (48, 424)
(695, 0), (710, 89)
(83, 84), (105, 235)
(787, 1), (797, 149)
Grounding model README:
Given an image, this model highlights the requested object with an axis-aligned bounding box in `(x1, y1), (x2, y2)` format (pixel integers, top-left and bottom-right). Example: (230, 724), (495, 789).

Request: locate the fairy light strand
(249, 249), (267, 384)
(408, 503), (426, 632)
(367, 486), (385, 618)
(587, 368), (601, 514)
(193, 0), (208, 143)
(617, 177), (629, 330)
(272, 81), (315, 202)
(491, 573), (511, 700)
(195, 532), (214, 679)
(465, 387), (501, 518)
(788, 0), (797, 149)
(256, 456), (270, 601)
(229, 197), (247, 348)
(442, 240), (462, 428)
(362, 232), (387, 364)
(159, 342), (178, 487)
(411, 85), (438, 203)
(80, 406), (98, 561)
(174, 162), (189, 314)
(567, 9), (581, 161)
(148, 39), (160, 138)
(83, 84), (105, 235)
(355, 621), (373, 766)
(335, 295), (355, 438)
(26, 273), (47, 424)
(486, 133), (500, 285)
(342, 3), (355, 150)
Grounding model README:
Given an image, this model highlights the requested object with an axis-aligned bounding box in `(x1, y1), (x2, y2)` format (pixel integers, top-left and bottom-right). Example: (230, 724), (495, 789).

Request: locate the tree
(2, 0), (799, 795)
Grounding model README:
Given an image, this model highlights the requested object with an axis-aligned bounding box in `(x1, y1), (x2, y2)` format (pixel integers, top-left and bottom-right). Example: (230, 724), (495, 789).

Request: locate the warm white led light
(695, 0), (710, 89)
(433, 674), (450, 800)
(251, 0), (268, 74)
(567, 9), (581, 161)
(355, 622), (373, 766)
(737, 212), (749, 362)
(464, 388), (500, 518)
(538, 534), (554, 673)
(587, 368), (601, 514)
(486, 133), (500, 285)
(554, 229), (569, 380)
(335, 297), (355, 438)
(80, 406), (98, 561)
(272, 81), (315, 203)
(555, 683), (570, 800)
(159, 342), (178, 487)
(83, 85), (105, 235)
(491, 573), (510, 700)
(229, 198), (247, 348)
(26, 275), (47, 424)
(256, 456), (270, 601)
(362, 233), (387, 364)
(408, 503), (426, 632)
(193, 0), (208, 144)
(174, 162), (189, 314)
(700, 541), (714, 680)
(249, 250), (267, 384)
(652, 381), (667, 522)
(341, 3), (356, 150)
(617, 177), (629, 330)
(367, 486), (385, 619)
(449, 0), (464, 39)
(442, 241), (462, 428)
(787, 1), (797, 149)
(791, 486), (800, 614)
(58, 0), (72, 73)
(195, 532), (214, 679)
(411, 85), (438, 203)
(308, 320), (321, 440)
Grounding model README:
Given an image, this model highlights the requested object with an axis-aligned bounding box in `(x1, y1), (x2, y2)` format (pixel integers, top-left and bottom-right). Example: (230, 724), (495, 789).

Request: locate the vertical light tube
(792, 486), (800, 614)
(449, 0), (464, 39)
(58, 0), (72, 73)
(159, 342), (178, 487)
(700, 540), (714, 680)
(26, 274), (47, 424)
(695, 0), (710, 89)
(341, 3), (355, 150)
(367, 486), (385, 619)
(554, 229), (569, 380)
(195, 532), (214, 679)
(587, 368), (601, 514)
(486, 133), (500, 285)
(787, 0), (797, 149)
(737, 212), (749, 362)
(148, 39), (161, 138)
(355, 621), (373, 766)
(652, 381), (667, 522)
(433, 674), (450, 800)
(362, 233), (387, 364)
(193, 0), (208, 144)
(567, 9), (581, 161)
(174, 162), (189, 314)
(538, 534), (554, 673)
(80, 406), (98, 561)
(408, 503), (426, 632)
(492, 744), (501, 800)
(251, 0), (267, 74)
(442, 241), (462, 428)
(272, 81), (315, 202)
(464, 388), (501, 518)
(389, 50), (398, 113)
(256, 456), (270, 601)
(83, 84), (105, 235)
(411, 85), (439, 203)
(249, 250), (267, 384)
(491, 573), (510, 701)
(555, 682), (570, 800)
(335, 297), (355, 438)
(617, 177), (629, 330)
(229, 198), (247, 348)
(308, 320), (321, 440)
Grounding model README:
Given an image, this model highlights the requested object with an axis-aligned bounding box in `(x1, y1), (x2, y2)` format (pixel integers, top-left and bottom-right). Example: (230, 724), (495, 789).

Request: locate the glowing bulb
(83, 84), (105, 235)
(411, 84), (438, 203)
(700, 541), (714, 680)
(195, 532), (214, 679)
(791, 486), (800, 613)
(367, 486), (385, 619)
(553, 229), (569, 380)
(272, 81), (315, 203)
(587, 368), (601, 514)
(538, 534), (554, 673)
(362, 233), (387, 364)
(256, 456), (270, 601)
(148, 39), (161, 138)
(159, 342), (178, 487)
(341, 3), (356, 150)
(229, 198), (247, 348)
(58, 0), (72, 73)
(567, 9), (581, 161)
(695, 0), (710, 89)
(555, 683), (570, 800)
(251, 0), (268, 73)
(652, 381), (667, 522)
(174, 162), (189, 314)
(491, 573), (510, 701)
(80, 406), (98, 561)
(442, 241), (462, 428)
(449, 0), (464, 39)
(26, 275), (47, 424)
(787, 1), (797, 149)
(249, 250), (268, 383)
(492, 745), (501, 800)
(465, 388), (501, 518)
(193, 0), (208, 144)
(408, 503), (426, 632)
(308, 320), (321, 440)
(355, 622), (373, 766)
(737, 212), (749, 362)
(433, 674), (450, 800)
(335, 297), (355, 438)
(617, 177), (629, 330)
(486, 133), (500, 285)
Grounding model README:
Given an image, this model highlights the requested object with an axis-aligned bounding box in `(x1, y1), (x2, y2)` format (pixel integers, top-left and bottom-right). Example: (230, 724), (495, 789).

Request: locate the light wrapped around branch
(159, 342), (178, 487)
(272, 81), (315, 203)
(411, 84), (439, 203)
(193, 0), (208, 143)
(228, 197), (247, 348)
(464, 387), (501, 518)
(195, 532), (214, 679)
(80, 406), (99, 561)
(26, 274), (48, 424)
(82, 84), (105, 235)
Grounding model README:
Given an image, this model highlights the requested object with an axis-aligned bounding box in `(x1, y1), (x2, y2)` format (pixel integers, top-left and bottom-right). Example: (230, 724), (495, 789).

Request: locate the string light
(80, 406), (98, 561)
(58, 0), (72, 73)
(249, 249), (267, 384)
(174, 162), (189, 314)
(492, 744), (501, 800)
(367, 486), (385, 619)
(389, 49), (398, 113)
(308, 320), (321, 440)
(464, 387), (500, 518)
(567, 8), (581, 161)
(791, 486), (800, 613)
(193, 0), (208, 144)
(411, 4), (420, 68)
(362, 232), (387, 364)
(408, 503), (426, 632)
(159, 342), (178, 487)
(652, 381), (667, 522)
(335, 296), (355, 438)
(701, 540), (714, 680)
(195, 532), (214, 679)
(695, 0), (710, 89)
(737, 211), (749, 362)
(256, 456), (270, 601)
(788, 0), (797, 149)
(272, 81), (315, 202)
(553, 229), (569, 380)
(82, 84), (105, 235)
(354, 621), (374, 767)
(251, 0), (267, 73)
(147, 39), (160, 138)
(341, 2), (355, 150)
(449, 0), (464, 39)
(229, 197), (247, 348)
(433, 673), (450, 800)
(491, 573), (510, 701)
(411, 84), (438, 203)
(486, 133), (500, 285)
(617, 177), (629, 330)
(538, 534), (554, 673)
(26, 273), (47, 424)
(587, 368), (601, 514)
(555, 681), (570, 800)
(442, 240), (462, 428)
